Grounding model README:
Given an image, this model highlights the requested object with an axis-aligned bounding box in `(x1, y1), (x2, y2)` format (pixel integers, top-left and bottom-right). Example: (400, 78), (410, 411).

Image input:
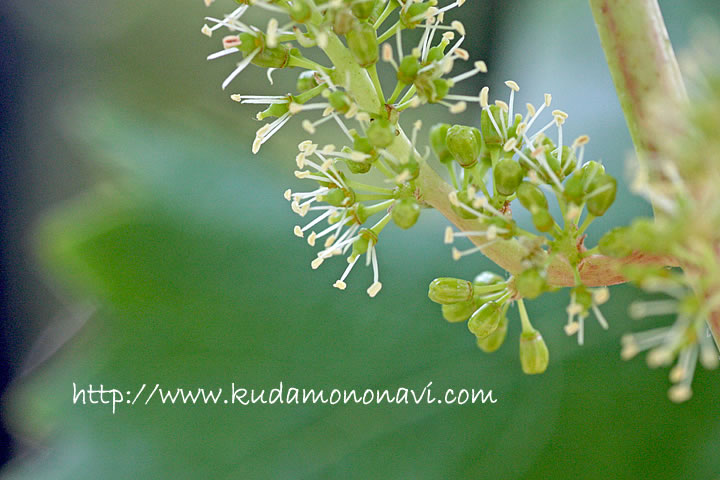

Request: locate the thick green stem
(589, 0), (686, 159)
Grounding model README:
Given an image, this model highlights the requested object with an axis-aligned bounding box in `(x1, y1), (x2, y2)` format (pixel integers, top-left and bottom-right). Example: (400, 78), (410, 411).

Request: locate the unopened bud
(428, 277), (474, 304)
(468, 302), (503, 339)
(367, 118), (395, 148)
(519, 329), (549, 374)
(397, 55), (420, 84)
(430, 123), (453, 163)
(442, 300), (475, 323)
(531, 207), (554, 233)
(516, 182), (548, 210)
(351, 0), (377, 20)
(586, 173), (617, 217)
(476, 314), (508, 352)
(328, 91), (352, 114)
(446, 125), (481, 168)
(392, 198), (421, 229)
(515, 269), (547, 300)
(347, 22), (378, 67)
(493, 159), (524, 196)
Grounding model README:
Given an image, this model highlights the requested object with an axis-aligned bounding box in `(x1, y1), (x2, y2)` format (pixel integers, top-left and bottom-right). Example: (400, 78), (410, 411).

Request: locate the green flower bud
(347, 22), (378, 68)
(468, 302), (502, 339)
(428, 277), (473, 305)
(351, 0), (376, 20)
(328, 90), (351, 114)
(397, 55), (420, 84)
(333, 8), (356, 36)
(494, 159), (524, 196)
(400, 1), (434, 28)
(446, 125), (480, 168)
(580, 160), (604, 181)
(323, 188), (346, 207)
(367, 118), (395, 148)
(563, 173), (585, 204)
(481, 105), (504, 149)
(516, 182), (548, 210)
(290, 0), (312, 22)
(476, 314), (508, 352)
(515, 269), (547, 300)
(542, 154), (562, 183)
(487, 215), (516, 239)
(519, 330), (549, 374)
(442, 301), (475, 323)
(296, 71), (319, 92)
(430, 123), (453, 164)
(322, 187), (354, 207)
(586, 173), (617, 217)
(531, 208), (554, 232)
(392, 198), (421, 229)
(598, 227), (633, 257)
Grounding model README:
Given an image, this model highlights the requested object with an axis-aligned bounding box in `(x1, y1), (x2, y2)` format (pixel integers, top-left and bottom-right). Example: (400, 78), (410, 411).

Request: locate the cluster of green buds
(428, 272), (549, 373)
(433, 82), (617, 349)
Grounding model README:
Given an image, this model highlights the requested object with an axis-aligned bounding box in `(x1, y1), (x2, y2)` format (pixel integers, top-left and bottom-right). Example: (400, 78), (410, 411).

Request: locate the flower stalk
(589, 0), (686, 160)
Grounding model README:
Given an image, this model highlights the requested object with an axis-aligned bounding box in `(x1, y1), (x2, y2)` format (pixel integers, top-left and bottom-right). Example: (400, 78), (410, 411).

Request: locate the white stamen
(222, 48), (259, 90)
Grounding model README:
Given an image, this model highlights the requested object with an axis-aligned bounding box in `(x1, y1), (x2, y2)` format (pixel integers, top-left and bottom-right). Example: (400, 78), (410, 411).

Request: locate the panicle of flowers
(203, 0), (493, 297)
(431, 80), (618, 349)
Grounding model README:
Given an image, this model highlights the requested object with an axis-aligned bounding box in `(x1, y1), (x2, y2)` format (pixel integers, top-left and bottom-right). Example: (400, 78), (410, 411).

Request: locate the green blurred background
(1, 0), (719, 478)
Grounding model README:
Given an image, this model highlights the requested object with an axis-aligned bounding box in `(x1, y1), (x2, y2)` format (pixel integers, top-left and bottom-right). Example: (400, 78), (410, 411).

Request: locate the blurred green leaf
(3, 107), (719, 480)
